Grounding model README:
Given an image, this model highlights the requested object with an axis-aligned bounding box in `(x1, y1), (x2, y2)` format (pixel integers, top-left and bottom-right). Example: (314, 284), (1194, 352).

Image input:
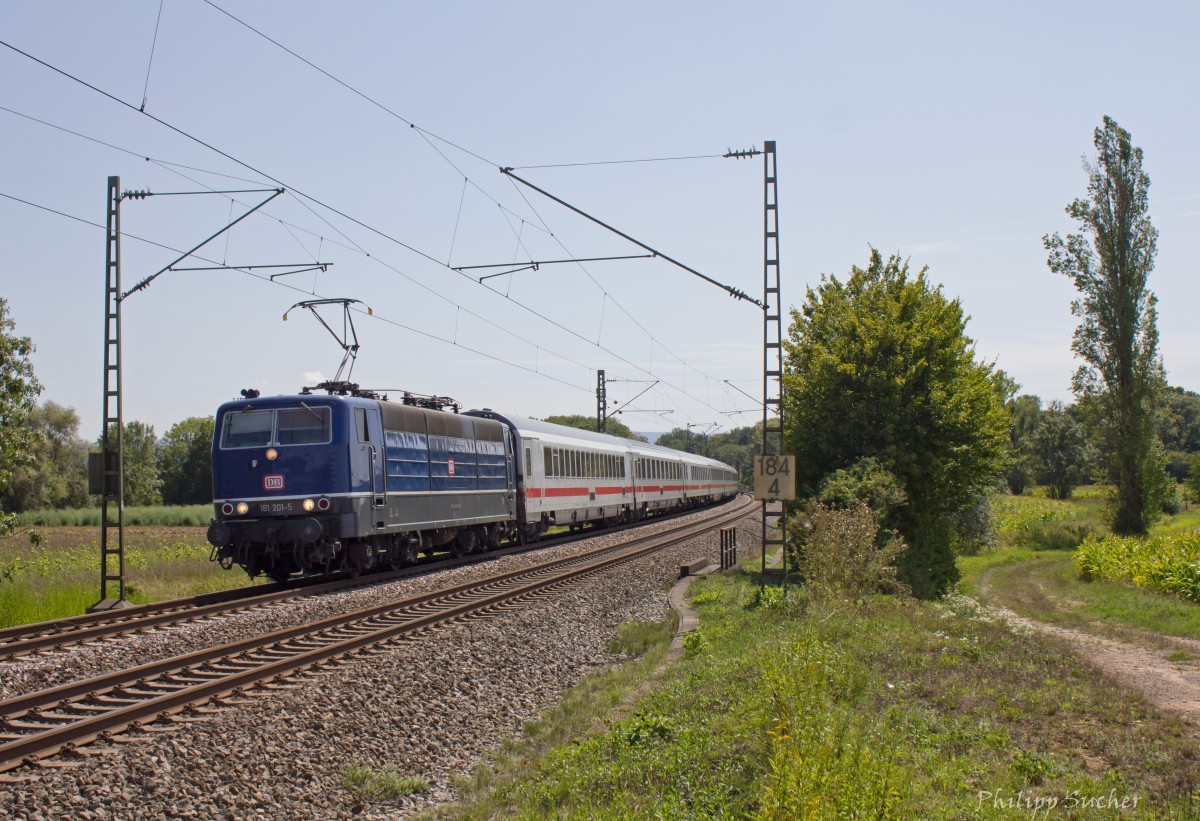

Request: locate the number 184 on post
(753, 455), (796, 501)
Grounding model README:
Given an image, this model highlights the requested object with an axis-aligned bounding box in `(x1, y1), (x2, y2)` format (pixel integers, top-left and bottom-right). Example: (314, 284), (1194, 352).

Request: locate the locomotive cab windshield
(221, 404), (332, 449)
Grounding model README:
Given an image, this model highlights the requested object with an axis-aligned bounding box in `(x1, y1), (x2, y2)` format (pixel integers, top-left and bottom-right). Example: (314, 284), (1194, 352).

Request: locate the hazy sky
(2, 1), (1197, 439)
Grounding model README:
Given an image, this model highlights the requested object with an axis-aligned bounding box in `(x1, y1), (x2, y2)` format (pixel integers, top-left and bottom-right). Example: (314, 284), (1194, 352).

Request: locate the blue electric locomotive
(207, 389), (517, 581)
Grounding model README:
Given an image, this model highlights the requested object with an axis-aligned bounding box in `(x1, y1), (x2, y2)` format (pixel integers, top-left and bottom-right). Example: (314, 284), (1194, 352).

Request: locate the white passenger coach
(466, 411), (739, 538)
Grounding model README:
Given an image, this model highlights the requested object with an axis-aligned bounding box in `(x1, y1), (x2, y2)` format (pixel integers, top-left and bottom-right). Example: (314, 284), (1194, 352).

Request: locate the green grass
(0, 526), (254, 627)
(342, 761), (430, 800)
(15, 504), (212, 528)
(960, 548), (1200, 642)
(962, 492), (1200, 642)
(424, 573), (1200, 818)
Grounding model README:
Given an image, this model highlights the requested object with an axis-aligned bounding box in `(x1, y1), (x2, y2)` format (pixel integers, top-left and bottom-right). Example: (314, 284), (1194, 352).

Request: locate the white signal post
(753, 455), (796, 502)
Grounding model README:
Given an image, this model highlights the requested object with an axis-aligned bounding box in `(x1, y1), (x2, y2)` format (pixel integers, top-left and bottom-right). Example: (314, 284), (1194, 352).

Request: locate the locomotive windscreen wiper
(298, 402), (322, 422)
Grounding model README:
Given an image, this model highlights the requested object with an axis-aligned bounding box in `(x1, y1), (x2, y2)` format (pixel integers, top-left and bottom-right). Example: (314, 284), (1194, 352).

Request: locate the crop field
(0, 526), (251, 628)
(15, 504), (212, 528)
(1075, 530), (1200, 602)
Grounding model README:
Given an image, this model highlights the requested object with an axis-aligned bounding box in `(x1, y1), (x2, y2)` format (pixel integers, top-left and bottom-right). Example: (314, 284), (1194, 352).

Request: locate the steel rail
(0, 503), (725, 658)
(0, 499), (752, 772)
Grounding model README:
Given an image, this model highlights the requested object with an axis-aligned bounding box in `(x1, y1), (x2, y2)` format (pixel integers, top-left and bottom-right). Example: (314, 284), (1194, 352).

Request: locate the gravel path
(0, 505), (759, 820)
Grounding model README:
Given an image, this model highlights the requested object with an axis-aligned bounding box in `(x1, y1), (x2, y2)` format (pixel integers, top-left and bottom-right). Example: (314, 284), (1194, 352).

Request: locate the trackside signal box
(753, 455), (796, 501)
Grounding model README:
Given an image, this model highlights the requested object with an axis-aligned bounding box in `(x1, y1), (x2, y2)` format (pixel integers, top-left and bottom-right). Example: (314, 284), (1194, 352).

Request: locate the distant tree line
(0, 408), (215, 513)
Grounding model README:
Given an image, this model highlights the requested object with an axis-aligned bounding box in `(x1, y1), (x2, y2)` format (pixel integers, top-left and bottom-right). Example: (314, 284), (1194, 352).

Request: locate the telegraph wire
(0, 187), (591, 394)
(447, 177), (468, 266)
(0, 102), (596, 383)
(0, 37), (737, 418)
(176, 11), (738, 411)
(140, 0), (167, 111)
(198, 0), (498, 169)
(502, 173), (733, 397)
(149, 160), (596, 375)
(187, 2), (737, 402)
(509, 154), (725, 170)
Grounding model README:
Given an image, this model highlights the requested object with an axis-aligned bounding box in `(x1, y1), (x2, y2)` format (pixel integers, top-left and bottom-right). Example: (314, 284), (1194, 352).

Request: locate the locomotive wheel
(449, 530), (472, 559)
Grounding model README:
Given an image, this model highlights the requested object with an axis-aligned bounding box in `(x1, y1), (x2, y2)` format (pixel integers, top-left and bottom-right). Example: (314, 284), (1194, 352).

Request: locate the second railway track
(0, 501), (736, 661)
(0, 496), (753, 774)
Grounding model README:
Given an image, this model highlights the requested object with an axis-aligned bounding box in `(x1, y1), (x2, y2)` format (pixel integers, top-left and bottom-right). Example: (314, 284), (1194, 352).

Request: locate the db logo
(263, 475), (285, 491)
(448, 458), (455, 477)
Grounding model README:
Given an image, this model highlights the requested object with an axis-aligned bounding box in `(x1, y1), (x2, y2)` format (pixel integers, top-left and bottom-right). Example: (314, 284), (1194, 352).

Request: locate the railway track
(0, 496), (753, 773)
(0, 502), (736, 661)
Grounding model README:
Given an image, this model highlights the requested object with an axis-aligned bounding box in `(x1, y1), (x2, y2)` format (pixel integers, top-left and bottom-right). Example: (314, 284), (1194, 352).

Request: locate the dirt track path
(978, 567), (1200, 725)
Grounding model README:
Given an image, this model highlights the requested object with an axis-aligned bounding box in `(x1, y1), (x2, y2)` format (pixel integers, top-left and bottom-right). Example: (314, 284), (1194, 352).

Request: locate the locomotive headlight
(265, 448), (278, 461)
(302, 498), (315, 512)
(235, 502), (250, 515)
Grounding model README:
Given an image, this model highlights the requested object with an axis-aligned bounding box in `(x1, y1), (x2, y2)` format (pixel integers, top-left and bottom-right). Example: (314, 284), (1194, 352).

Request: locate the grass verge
(0, 527), (254, 627)
(421, 573), (1200, 818)
(960, 548), (1200, 643)
(964, 492), (1200, 642)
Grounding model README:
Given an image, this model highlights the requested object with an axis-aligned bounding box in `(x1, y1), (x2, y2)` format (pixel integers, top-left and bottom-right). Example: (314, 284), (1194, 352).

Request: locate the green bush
(792, 502), (908, 600)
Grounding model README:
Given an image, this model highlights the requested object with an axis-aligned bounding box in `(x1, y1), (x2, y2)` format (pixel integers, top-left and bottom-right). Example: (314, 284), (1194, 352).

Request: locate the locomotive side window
(222, 410), (273, 448)
(276, 406), (332, 445)
(354, 407), (370, 442)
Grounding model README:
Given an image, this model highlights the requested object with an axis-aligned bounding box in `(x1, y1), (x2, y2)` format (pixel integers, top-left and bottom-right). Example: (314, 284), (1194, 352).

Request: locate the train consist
(206, 385), (739, 581)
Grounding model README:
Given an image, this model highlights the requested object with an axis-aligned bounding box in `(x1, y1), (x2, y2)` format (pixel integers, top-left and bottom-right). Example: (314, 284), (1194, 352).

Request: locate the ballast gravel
(0, 504), (760, 820)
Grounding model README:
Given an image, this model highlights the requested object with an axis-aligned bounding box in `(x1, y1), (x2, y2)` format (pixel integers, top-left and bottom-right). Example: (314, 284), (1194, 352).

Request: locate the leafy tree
(783, 249), (1009, 598)
(654, 424), (760, 486)
(1045, 116), (1162, 534)
(1031, 402), (1090, 500)
(157, 416), (215, 505)
(543, 414), (645, 442)
(1005, 394), (1041, 495)
(0, 299), (41, 533)
(4, 402), (89, 512)
(98, 421), (161, 506)
(1156, 386), (1200, 481)
(1186, 453), (1200, 504)
(815, 457), (907, 521)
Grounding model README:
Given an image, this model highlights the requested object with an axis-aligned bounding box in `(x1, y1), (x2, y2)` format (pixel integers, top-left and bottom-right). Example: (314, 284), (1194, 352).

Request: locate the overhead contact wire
(1, 38), (725, 416)
(0, 188), (591, 393)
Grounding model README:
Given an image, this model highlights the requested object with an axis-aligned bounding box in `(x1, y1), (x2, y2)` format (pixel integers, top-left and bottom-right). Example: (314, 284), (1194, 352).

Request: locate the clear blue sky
(2, 1), (1197, 440)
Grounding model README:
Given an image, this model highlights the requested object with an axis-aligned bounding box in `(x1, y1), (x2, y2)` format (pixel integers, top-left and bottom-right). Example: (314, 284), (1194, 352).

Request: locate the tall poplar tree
(1045, 116), (1163, 534)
